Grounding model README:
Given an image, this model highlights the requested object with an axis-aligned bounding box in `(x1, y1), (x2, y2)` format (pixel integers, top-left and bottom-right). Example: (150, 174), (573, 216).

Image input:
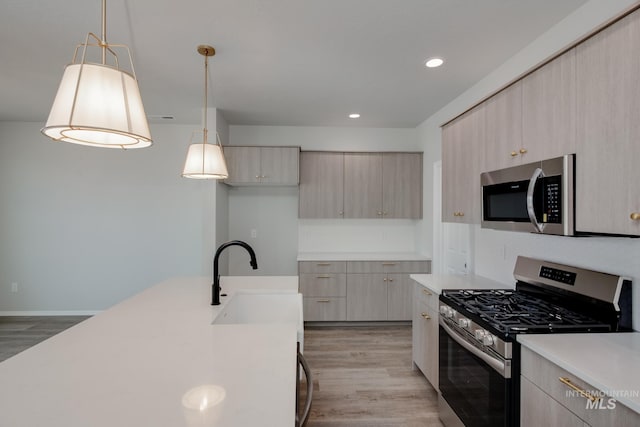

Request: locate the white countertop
(518, 333), (640, 414)
(0, 276), (300, 427)
(297, 252), (430, 261)
(409, 273), (512, 294)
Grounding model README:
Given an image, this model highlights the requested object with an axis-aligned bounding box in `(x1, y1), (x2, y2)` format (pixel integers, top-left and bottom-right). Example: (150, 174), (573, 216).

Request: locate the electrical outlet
(11, 282), (18, 293)
(250, 229), (257, 238)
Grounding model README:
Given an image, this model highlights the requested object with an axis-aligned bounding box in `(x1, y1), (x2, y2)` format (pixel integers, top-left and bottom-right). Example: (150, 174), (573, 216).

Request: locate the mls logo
(586, 398), (617, 410)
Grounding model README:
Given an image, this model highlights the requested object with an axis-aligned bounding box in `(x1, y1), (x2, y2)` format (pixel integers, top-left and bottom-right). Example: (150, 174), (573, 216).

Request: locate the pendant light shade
(41, 1), (152, 149)
(182, 45), (228, 180)
(182, 132), (229, 179)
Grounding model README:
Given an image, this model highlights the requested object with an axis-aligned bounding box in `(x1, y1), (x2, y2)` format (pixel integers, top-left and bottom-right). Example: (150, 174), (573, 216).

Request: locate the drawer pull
(511, 151), (518, 157)
(519, 148), (528, 154)
(316, 299), (331, 303)
(421, 313), (431, 320)
(382, 262), (396, 266)
(422, 289), (433, 296)
(631, 212), (640, 221)
(316, 263), (331, 266)
(558, 377), (599, 402)
(316, 275), (331, 279)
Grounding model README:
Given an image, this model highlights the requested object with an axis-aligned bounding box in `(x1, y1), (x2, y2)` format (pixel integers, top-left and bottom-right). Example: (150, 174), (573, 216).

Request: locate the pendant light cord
(203, 52), (209, 145)
(101, 0), (107, 64)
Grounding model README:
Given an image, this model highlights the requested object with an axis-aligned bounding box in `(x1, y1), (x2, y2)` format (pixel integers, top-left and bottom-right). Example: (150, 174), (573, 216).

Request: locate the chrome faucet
(212, 240), (258, 305)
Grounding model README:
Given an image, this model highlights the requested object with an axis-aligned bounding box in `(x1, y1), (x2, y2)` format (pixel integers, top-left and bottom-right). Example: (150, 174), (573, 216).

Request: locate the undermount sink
(212, 291), (304, 347)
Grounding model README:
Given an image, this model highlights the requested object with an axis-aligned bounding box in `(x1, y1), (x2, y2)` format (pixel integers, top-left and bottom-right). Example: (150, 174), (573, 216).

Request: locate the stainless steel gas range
(438, 256), (633, 427)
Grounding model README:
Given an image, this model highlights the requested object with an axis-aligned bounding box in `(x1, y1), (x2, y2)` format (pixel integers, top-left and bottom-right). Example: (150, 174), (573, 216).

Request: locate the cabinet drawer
(414, 283), (439, 311)
(521, 347), (640, 427)
(347, 260), (430, 274)
(298, 261), (347, 274)
(303, 297), (346, 321)
(299, 273), (346, 297)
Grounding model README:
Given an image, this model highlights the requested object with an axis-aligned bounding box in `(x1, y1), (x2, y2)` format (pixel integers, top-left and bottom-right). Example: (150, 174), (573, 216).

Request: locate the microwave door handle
(526, 167), (545, 233)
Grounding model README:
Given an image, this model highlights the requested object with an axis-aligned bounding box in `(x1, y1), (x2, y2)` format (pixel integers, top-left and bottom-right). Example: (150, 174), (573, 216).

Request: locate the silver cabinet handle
(316, 299), (330, 303)
(316, 275), (330, 279)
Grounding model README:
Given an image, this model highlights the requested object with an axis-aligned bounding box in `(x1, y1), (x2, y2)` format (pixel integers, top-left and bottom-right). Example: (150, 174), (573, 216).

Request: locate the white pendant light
(182, 45), (229, 179)
(41, 0), (152, 149)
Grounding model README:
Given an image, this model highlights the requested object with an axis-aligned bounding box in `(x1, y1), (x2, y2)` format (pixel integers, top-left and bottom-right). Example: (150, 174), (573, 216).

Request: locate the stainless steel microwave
(481, 154), (574, 235)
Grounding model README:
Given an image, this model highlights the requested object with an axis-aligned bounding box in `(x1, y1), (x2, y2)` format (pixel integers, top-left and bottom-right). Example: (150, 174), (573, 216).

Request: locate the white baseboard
(0, 310), (101, 316)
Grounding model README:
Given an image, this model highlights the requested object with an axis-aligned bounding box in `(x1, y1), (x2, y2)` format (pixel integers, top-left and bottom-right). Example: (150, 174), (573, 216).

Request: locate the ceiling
(1, 0), (588, 128)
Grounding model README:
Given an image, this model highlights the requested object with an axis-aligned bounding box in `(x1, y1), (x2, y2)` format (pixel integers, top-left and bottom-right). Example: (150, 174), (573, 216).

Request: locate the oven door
(439, 322), (514, 427)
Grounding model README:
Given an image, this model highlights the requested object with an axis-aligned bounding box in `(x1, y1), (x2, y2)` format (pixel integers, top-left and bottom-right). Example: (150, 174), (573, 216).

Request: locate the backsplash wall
(298, 219), (419, 253)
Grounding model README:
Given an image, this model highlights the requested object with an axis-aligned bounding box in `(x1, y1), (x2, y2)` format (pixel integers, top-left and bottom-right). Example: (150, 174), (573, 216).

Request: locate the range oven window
(439, 326), (513, 427)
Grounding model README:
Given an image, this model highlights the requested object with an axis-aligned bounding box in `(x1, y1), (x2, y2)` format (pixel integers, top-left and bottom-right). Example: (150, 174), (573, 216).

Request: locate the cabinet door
(576, 10), (640, 235)
(223, 146), (261, 184)
(303, 297), (346, 321)
(521, 377), (584, 427)
(382, 153), (423, 219)
(442, 104), (484, 223)
(299, 152), (344, 218)
(522, 49), (577, 162)
(346, 274), (387, 320)
(484, 81), (523, 171)
(259, 147), (299, 185)
(344, 153), (383, 218)
(412, 284), (438, 389)
(387, 274), (413, 320)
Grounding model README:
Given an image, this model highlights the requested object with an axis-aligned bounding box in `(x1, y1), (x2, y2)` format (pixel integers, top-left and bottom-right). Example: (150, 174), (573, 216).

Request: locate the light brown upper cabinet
(299, 151), (345, 218)
(442, 104), (484, 223)
(223, 146), (299, 186)
(300, 151), (423, 219)
(344, 153), (422, 219)
(381, 153), (423, 219)
(344, 153), (383, 218)
(575, 10), (640, 235)
(483, 81), (523, 172)
(522, 49), (577, 162)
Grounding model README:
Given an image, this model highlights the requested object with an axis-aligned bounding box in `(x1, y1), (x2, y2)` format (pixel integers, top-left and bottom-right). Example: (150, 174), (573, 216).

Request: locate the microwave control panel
(542, 175), (562, 224)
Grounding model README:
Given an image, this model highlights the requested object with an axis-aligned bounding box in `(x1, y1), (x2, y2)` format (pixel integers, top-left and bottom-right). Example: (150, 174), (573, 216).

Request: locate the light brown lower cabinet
(412, 283), (439, 390)
(520, 346), (640, 427)
(299, 260), (430, 322)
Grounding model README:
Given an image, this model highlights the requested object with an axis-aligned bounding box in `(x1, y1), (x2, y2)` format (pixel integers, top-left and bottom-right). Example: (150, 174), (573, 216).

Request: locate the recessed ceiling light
(425, 57), (444, 68)
(349, 113), (360, 119)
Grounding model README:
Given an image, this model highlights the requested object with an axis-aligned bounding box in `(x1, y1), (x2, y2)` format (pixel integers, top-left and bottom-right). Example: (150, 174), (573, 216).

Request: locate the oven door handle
(526, 167), (545, 233)
(440, 319), (510, 379)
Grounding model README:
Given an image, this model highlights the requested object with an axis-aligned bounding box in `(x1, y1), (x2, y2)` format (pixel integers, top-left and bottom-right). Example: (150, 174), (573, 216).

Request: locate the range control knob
(474, 329), (486, 340)
(439, 306), (454, 318)
(483, 334), (495, 346)
(458, 318), (470, 328)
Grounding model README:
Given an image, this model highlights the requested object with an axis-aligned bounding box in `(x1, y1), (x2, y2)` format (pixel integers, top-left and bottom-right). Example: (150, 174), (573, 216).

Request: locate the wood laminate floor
(0, 316), (90, 362)
(302, 325), (443, 427)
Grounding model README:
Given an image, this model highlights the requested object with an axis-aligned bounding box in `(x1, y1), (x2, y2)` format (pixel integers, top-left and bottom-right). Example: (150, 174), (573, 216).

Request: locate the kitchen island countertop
(0, 276), (299, 427)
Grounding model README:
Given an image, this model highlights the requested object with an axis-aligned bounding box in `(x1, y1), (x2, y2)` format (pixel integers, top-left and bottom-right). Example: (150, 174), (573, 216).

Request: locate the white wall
(417, 0), (640, 329)
(0, 121), (217, 313)
(227, 125), (427, 275)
